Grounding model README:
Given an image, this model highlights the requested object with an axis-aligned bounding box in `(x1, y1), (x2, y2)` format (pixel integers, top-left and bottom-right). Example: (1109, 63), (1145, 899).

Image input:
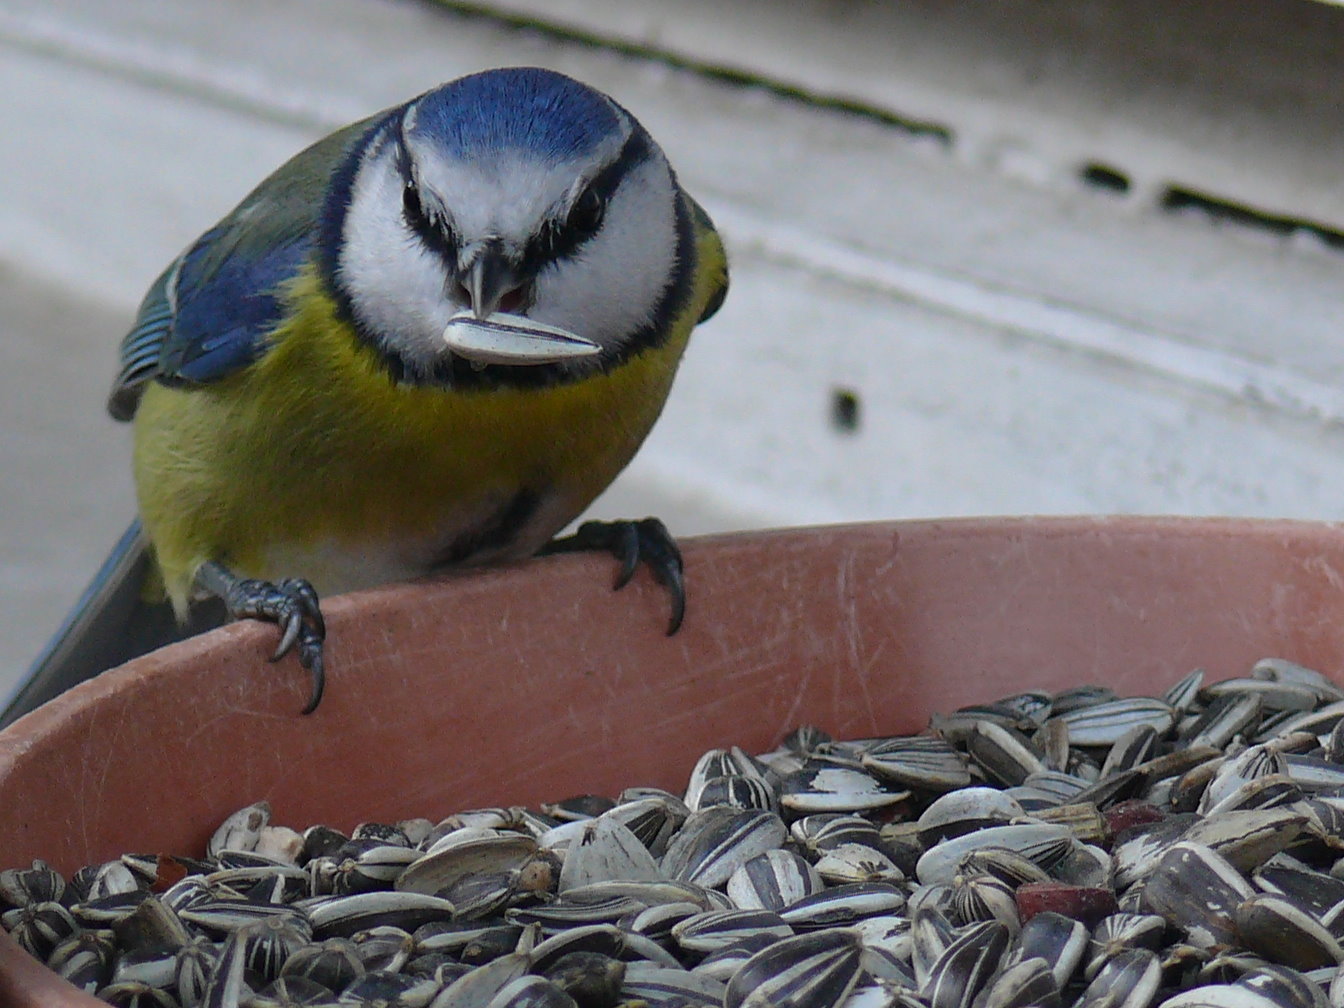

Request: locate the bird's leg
(193, 561), (327, 713)
(540, 517), (686, 635)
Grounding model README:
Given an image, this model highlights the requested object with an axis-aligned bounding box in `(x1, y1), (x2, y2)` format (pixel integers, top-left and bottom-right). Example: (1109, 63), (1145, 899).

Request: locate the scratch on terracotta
(694, 627), (795, 685)
(835, 549), (879, 728)
(82, 697), (139, 857)
(1303, 553), (1344, 594)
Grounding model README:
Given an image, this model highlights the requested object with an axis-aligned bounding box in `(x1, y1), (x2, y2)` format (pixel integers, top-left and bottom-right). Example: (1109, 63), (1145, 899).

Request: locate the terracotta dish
(4, 517), (1344, 1005)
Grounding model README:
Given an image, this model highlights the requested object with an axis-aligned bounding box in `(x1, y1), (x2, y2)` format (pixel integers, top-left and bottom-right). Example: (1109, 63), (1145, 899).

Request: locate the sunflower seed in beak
(443, 312), (600, 365)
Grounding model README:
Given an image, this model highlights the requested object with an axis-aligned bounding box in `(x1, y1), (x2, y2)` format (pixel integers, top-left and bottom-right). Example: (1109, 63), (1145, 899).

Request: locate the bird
(2, 66), (728, 725)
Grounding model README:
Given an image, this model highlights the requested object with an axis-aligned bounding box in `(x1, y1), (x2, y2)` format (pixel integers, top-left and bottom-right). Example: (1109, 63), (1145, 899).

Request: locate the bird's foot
(541, 517), (685, 635)
(194, 562), (326, 713)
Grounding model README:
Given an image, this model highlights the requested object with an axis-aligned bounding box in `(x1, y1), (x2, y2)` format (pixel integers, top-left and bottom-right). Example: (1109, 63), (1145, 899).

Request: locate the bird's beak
(463, 247), (519, 320)
(443, 245), (600, 366)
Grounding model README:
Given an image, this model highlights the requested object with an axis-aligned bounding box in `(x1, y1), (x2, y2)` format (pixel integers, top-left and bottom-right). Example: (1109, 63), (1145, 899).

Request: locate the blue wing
(107, 119), (374, 421)
(161, 223), (313, 383)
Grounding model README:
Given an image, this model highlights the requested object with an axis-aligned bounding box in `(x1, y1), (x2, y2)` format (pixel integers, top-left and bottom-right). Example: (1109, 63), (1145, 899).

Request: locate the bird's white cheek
(530, 164), (679, 349)
(338, 153), (457, 365)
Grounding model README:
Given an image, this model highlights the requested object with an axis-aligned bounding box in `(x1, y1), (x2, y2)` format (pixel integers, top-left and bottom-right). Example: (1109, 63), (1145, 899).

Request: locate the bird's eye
(566, 187), (605, 237)
(402, 182), (426, 226)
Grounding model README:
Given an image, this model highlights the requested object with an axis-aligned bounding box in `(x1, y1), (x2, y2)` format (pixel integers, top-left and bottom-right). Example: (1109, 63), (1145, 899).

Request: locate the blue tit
(4, 67), (728, 724)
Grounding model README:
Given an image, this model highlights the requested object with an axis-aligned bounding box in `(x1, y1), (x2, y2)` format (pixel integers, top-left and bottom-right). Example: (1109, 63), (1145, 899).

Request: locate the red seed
(1016, 881), (1118, 927)
(1104, 799), (1165, 837)
(150, 854), (190, 892)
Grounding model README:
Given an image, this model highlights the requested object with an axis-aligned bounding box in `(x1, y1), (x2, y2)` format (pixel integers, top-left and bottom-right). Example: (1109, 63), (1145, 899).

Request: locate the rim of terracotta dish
(8, 513), (1341, 742)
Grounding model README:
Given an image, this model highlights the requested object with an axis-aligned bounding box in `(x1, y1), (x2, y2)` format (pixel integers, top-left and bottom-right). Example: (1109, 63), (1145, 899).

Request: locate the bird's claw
(543, 517), (686, 635)
(220, 574), (326, 713)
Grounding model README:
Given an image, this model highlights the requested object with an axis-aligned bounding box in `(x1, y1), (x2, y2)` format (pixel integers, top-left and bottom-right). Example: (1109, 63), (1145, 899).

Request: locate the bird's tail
(1, 520), (224, 728)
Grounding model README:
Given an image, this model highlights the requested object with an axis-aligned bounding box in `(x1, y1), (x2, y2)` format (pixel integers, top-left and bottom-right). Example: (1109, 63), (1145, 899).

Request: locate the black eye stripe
(397, 155), (458, 263)
(402, 182), (427, 225)
(523, 127), (652, 271)
(391, 126), (651, 277)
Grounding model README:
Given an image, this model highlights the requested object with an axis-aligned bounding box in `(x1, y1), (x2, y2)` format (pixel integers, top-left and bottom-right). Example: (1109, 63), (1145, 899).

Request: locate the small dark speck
(831, 388), (860, 434)
(1080, 163), (1131, 194)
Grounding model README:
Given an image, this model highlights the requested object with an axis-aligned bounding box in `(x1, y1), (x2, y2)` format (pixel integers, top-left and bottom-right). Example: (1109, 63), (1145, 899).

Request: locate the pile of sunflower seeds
(10, 658), (1344, 1008)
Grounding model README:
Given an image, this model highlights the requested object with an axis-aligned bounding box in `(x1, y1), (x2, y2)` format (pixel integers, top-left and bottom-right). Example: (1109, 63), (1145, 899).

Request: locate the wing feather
(105, 119), (376, 420)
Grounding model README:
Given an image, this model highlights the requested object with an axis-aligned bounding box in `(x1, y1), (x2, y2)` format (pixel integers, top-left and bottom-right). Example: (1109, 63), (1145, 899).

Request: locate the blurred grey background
(5, 0), (1344, 696)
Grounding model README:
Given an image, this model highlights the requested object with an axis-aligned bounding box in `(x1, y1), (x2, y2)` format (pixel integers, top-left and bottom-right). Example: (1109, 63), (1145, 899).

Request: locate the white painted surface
(2, 0), (1344, 691)
(465, 0), (1344, 232)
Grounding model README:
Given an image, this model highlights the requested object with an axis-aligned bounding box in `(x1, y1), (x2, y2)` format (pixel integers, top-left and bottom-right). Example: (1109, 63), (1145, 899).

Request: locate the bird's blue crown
(409, 68), (623, 161)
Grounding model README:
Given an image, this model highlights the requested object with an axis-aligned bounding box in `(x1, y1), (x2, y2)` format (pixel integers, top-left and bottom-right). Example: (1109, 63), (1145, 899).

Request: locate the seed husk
(619, 960), (727, 1003)
(981, 955), (1062, 1008)
(916, 823), (1075, 885)
(1086, 913), (1168, 979)
(1234, 894), (1343, 971)
(1051, 699), (1176, 747)
(861, 735), (973, 791)
(660, 807), (788, 888)
(1010, 909), (1091, 990)
(724, 928), (864, 1008)
(778, 765), (909, 814)
(1144, 842), (1255, 948)
(557, 817), (662, 892)
(1075, 948), (1163, 1008)
(916, 788), (1024, 847)
(307, 892), (454, 939)
(670, 908), (792, 952)
(725, 849), (824, 910)
(967, 721), (1048, 787)
(920, 920), (1012, 1008)
(208, 802), (271, 858)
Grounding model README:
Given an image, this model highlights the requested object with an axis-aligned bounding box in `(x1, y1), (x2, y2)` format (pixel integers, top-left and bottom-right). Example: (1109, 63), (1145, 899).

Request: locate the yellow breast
(133, 267), (700, 611)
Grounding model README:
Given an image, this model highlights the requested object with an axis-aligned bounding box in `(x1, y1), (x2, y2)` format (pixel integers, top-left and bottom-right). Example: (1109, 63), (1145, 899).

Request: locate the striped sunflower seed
(724, 928), (864, 1008)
